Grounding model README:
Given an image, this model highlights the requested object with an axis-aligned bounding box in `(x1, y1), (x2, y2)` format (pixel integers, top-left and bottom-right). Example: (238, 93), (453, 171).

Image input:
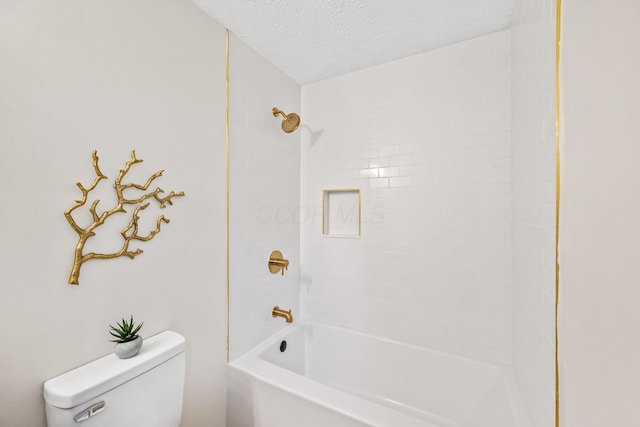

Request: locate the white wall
(228, 35), (300, 360)
(559, 1), (640, 426)
(510, 1), (557, 426)
(0, 1), (227, 426)
(300, 31), (512, 364)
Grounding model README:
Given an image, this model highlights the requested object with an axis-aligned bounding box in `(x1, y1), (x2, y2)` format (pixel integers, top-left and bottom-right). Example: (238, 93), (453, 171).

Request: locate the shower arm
(272, 108), (286, 118)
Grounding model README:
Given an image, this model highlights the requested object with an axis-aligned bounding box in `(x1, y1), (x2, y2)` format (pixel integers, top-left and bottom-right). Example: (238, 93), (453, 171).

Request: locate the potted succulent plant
(109, 316), (144, 359)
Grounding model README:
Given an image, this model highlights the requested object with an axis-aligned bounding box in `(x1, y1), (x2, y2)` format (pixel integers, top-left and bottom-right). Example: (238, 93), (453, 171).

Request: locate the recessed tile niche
(322, 189), (361, 237)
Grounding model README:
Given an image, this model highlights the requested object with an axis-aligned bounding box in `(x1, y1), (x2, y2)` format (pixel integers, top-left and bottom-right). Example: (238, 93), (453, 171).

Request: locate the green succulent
(109, 316), (143, 343)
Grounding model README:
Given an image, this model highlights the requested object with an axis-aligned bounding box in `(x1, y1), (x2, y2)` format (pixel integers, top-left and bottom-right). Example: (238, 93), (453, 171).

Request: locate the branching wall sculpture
(64, 150), (185, 285)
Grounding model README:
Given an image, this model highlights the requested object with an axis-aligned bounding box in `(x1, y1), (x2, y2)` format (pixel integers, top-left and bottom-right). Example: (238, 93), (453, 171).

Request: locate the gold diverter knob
(268, 250), (289, 276)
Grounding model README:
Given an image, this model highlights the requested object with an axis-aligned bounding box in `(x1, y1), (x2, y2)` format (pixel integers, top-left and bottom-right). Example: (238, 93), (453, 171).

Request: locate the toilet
(43, 331), (185, 427)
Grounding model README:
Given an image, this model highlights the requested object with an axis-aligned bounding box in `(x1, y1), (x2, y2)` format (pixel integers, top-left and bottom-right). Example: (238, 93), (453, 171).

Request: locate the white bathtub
(227, 321), (531, 427)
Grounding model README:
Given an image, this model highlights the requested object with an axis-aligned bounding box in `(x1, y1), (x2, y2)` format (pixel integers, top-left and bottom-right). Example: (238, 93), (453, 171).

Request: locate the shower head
(272, 107), (300, 133)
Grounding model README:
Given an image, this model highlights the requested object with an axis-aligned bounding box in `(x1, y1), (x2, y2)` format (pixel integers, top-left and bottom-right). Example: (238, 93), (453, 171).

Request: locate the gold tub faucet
(272, 306), (293, 323)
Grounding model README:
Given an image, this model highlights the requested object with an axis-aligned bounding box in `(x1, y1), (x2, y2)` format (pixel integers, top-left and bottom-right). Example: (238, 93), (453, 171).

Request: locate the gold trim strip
(225, 29), (230, 364)
(555, 0), (562, 426)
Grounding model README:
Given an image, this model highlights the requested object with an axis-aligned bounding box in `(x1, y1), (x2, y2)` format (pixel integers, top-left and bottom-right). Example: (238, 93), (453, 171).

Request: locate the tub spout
(272, 306), (293, 323)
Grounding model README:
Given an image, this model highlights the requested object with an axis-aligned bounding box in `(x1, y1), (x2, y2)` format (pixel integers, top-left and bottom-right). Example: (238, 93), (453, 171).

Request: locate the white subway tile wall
(229, 35), (301, 361)
(301, 31), (512, 364)
(511, 0), (557, 426)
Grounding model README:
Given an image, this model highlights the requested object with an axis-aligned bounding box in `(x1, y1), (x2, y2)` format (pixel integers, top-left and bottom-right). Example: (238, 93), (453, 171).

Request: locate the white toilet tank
(43, 331), (185, 427)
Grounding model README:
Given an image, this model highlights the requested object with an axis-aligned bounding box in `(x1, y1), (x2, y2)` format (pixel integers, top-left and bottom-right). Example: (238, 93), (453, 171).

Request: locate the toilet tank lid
(43, 330), (185, 409)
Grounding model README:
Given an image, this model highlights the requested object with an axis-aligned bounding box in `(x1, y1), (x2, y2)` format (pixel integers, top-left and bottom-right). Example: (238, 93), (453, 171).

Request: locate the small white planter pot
(114, 336), (143, 359)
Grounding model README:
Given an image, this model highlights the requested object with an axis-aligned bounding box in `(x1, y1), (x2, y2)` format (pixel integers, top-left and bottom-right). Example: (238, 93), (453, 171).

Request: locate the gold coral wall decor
(64, 150), (185, 285)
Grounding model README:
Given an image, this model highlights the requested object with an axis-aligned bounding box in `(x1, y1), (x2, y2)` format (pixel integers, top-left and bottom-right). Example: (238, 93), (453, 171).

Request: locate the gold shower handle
(268, 250), (289, 276)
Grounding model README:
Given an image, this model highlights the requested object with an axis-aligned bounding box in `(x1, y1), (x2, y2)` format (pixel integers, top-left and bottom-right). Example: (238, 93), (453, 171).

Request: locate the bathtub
(227, 321), (531, 427)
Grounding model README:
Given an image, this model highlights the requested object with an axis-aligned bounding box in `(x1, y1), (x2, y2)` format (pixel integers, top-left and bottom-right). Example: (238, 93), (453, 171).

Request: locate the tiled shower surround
(229, 34), (301, 361)
(511, 0), (557, 426)
(229, 19), (554, 426)
(301, 30), (513, 365)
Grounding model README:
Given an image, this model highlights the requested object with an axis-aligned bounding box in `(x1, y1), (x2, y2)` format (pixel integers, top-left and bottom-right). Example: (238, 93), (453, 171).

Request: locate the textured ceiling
(192, 0), (515, 84)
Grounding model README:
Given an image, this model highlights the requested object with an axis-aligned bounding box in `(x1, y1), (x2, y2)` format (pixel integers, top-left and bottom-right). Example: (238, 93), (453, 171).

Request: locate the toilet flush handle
(73, 401), (105, 422)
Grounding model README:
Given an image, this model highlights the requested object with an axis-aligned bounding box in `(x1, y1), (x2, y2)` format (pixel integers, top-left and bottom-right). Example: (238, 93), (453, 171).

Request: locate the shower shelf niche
(322, 189), (361, 238)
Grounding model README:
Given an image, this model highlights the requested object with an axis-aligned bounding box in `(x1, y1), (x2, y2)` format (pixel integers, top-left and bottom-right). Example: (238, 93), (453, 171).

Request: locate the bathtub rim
(229, 320), (531, 427)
